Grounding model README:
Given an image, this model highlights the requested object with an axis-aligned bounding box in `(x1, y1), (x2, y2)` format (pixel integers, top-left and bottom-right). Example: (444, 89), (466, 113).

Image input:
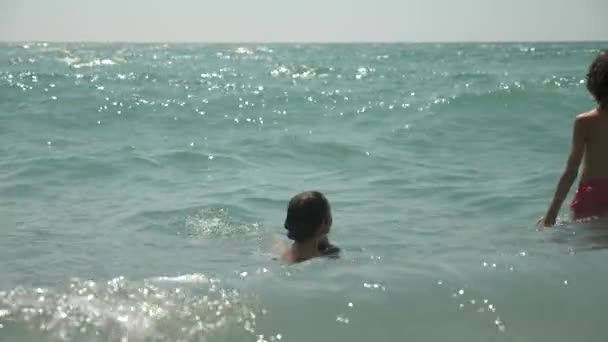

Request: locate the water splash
(185, 208), (260, 238)
(0, 276), (261, 341)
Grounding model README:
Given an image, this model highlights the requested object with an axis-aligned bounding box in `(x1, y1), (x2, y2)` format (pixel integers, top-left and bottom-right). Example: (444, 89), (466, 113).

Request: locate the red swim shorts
(570, 179), (608, 221)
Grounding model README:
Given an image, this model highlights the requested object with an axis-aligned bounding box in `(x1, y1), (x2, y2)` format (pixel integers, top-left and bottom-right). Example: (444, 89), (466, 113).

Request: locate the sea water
(0, 42), (606, 341)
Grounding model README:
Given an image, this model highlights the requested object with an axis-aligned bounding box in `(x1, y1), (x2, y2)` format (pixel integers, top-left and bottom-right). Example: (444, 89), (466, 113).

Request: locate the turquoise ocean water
(1, 43), (607, 341)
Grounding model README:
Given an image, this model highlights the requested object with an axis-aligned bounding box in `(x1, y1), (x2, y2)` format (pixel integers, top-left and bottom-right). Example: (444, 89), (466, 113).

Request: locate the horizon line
(1, 39), (606, 45)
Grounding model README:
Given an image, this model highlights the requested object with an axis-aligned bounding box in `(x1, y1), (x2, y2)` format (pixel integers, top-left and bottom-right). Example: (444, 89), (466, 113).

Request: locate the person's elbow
(561, 167), (578, 182)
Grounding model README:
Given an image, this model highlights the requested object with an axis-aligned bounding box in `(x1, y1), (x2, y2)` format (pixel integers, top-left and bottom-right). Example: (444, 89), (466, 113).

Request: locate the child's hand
(537, 215), (556, 227)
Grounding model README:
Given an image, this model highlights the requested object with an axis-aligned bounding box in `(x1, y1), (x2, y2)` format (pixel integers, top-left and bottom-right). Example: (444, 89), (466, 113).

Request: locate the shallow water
(1, 42), (607, 341)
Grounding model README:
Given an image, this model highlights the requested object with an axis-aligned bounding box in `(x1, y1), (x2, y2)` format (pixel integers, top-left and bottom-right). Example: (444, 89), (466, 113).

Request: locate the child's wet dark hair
(284, 191), (331, 243)
(587, 50), (608, 109)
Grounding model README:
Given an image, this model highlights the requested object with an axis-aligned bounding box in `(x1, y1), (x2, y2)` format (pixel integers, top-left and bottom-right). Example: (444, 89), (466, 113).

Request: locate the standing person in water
(540, 51), (608, 226)
(281, 191), (340, 263)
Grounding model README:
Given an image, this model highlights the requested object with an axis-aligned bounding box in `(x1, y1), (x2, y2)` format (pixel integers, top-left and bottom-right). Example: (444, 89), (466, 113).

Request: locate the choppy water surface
(0, 42), (606, 341)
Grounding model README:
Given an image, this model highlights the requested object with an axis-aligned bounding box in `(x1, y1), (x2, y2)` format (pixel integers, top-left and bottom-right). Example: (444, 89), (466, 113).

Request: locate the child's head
(587, 50), (608, 109)
(284, 191), (332, 243)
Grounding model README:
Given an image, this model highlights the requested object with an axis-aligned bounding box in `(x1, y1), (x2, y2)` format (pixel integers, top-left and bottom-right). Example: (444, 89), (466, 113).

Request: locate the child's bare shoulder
(574, 109), (601, 129)
(576, 108), (600, 121)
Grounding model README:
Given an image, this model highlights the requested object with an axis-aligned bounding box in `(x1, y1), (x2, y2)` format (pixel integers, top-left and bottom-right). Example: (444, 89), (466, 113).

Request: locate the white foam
(151, 273), (210, 284)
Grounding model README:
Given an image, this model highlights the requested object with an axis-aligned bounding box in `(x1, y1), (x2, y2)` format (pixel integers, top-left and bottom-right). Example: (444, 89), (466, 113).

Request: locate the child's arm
(540, 116), (586, 227)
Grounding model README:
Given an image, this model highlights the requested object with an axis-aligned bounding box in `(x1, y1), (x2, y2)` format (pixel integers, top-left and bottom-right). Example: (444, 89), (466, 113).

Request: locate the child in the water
(280, 191), (340, 263)
(540, 50), (608, 226)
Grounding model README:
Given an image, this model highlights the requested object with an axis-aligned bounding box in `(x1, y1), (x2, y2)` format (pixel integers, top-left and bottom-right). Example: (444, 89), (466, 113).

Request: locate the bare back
(580, 109), (608, 180)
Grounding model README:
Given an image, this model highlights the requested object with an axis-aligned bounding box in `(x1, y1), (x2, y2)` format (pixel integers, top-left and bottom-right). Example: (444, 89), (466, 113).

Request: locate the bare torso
(580, 109), (608, 180)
